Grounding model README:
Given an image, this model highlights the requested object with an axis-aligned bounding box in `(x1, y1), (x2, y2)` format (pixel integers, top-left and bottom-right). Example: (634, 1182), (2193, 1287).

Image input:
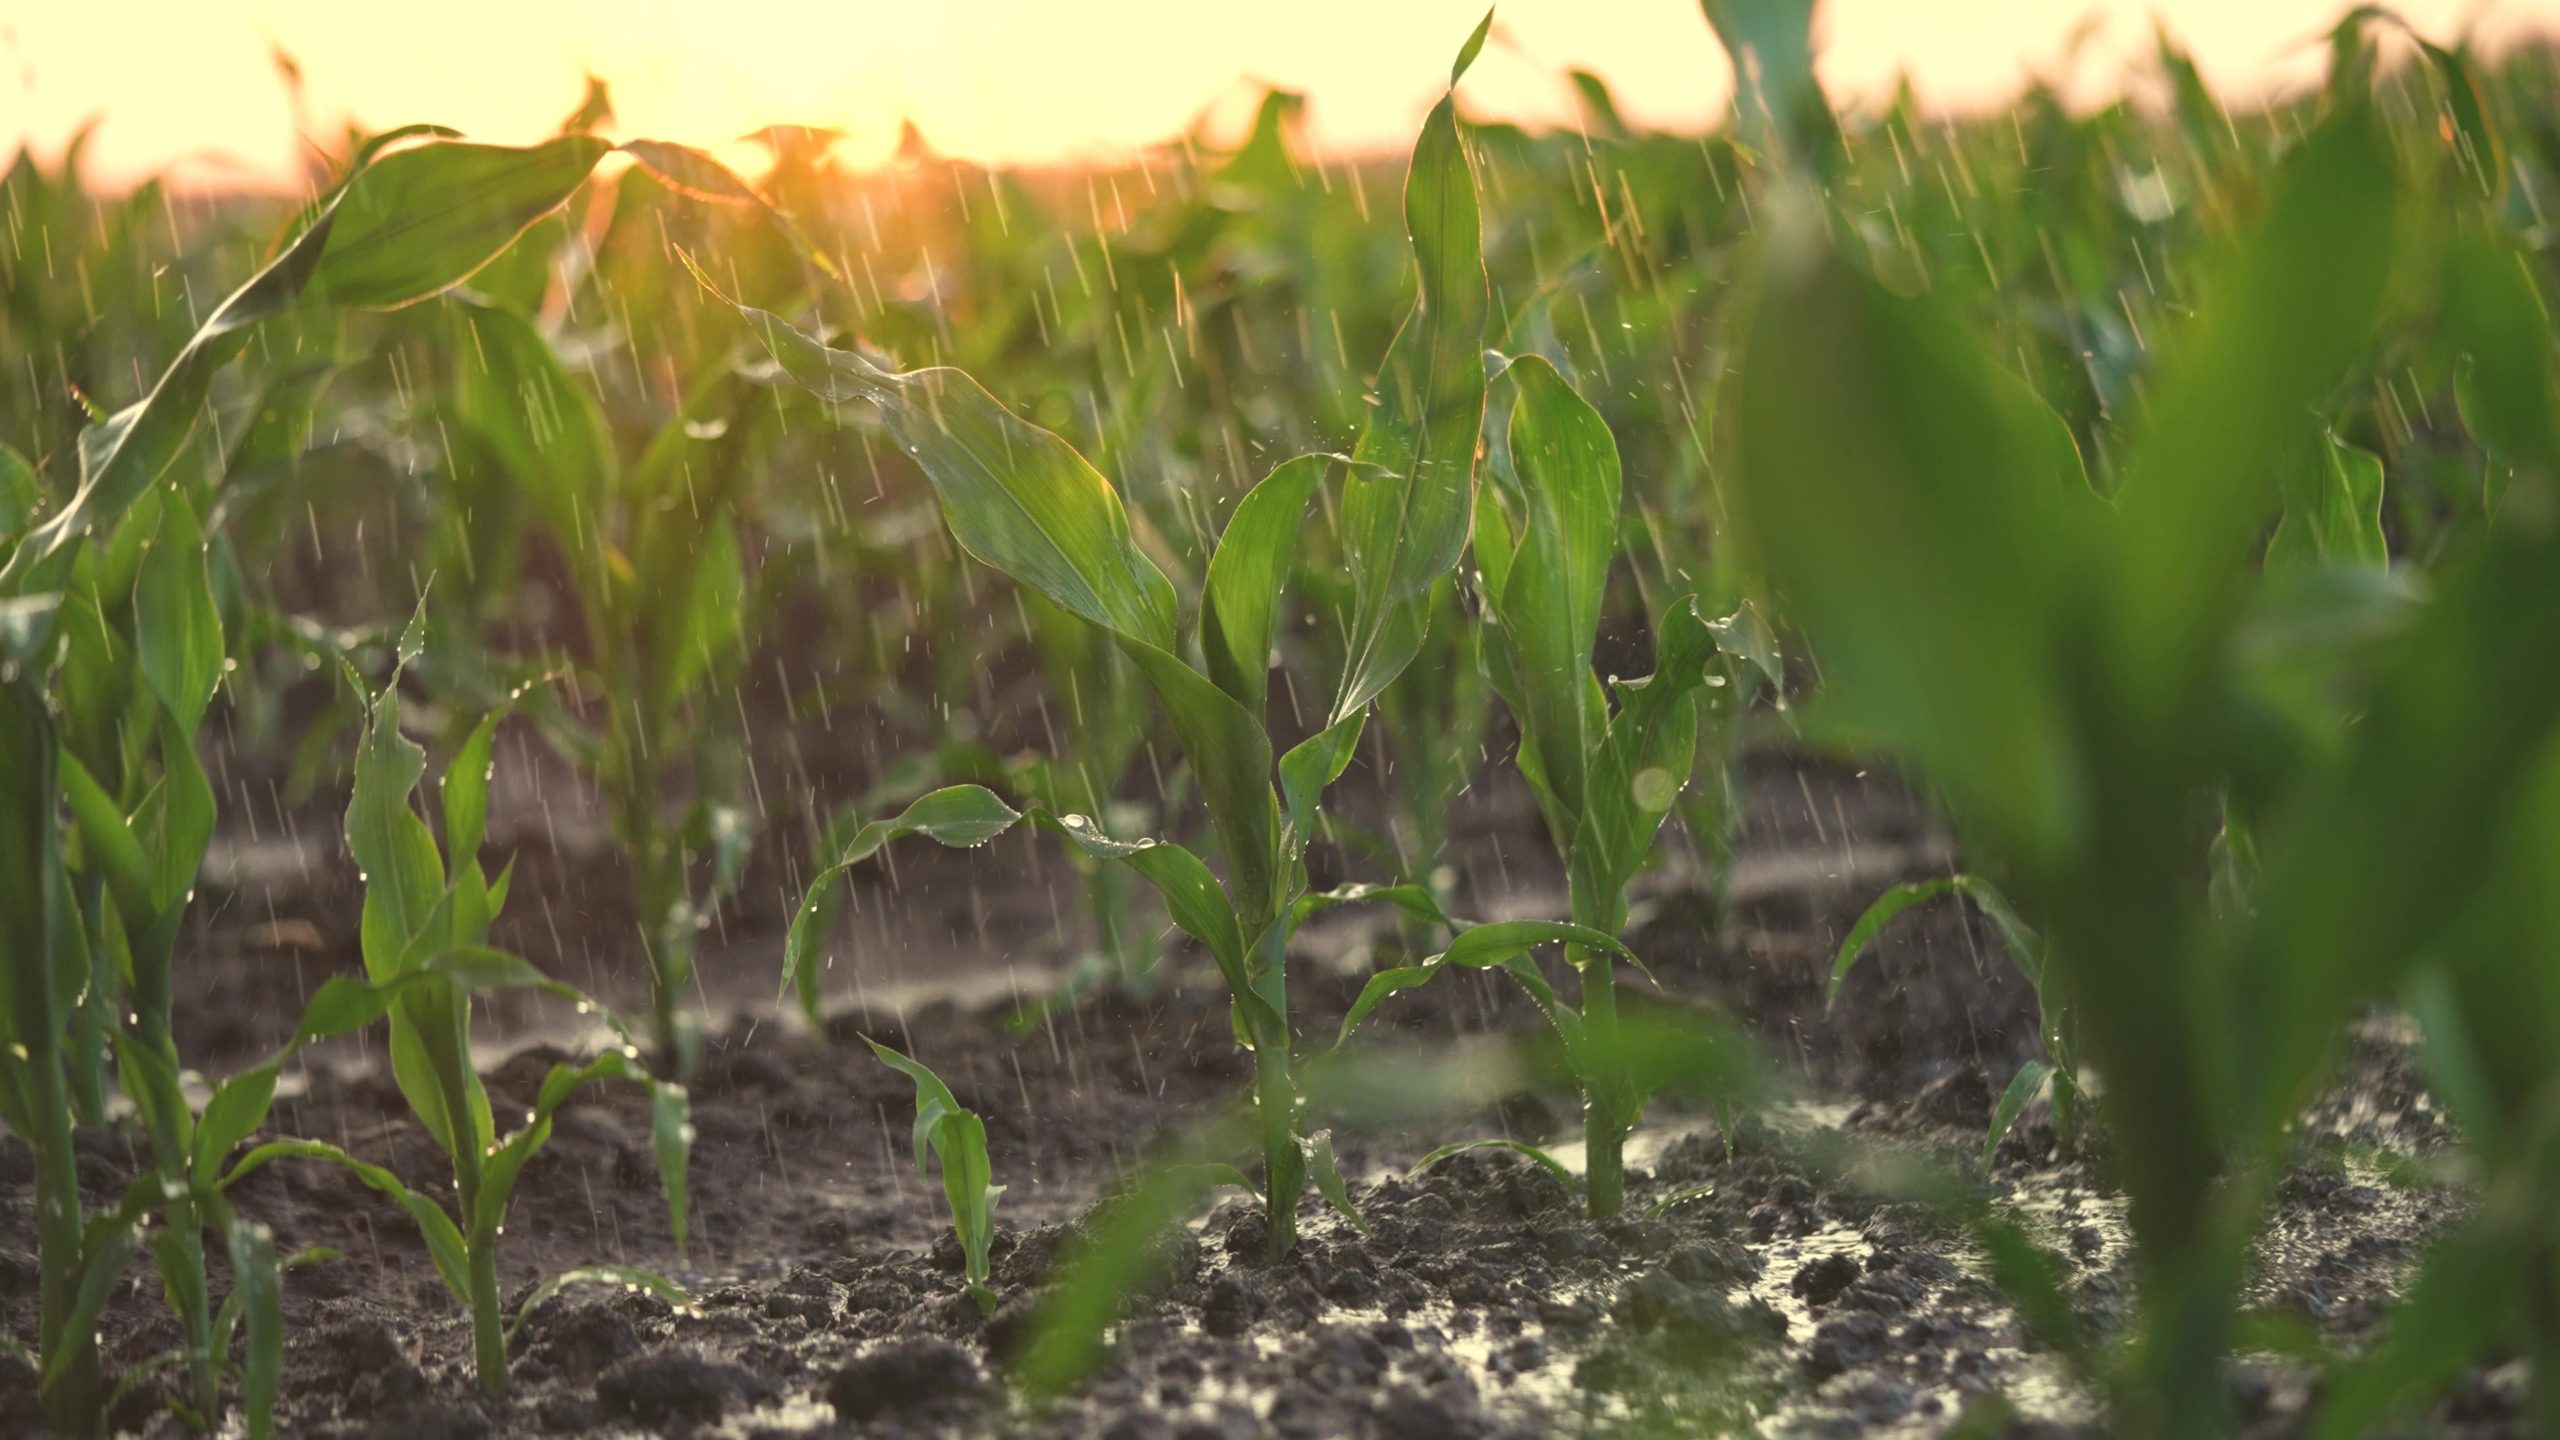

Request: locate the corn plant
(6, 530), (455, 1438)
(388, 129), (844, 1080)
(2289, 184), (2560, 1437)
(2303, 732), (2560, 1438)
(866, 1039), (1003, 1313)
(1721, 35), (2560, 1424)
(1831, 873), (2081, 1168)
(427, 289), (759, 1078)
(1480, 356), (1780, 1217)
(744, 16), (1622, 1260)
(0, 129), (656, 1432)
(0, 599), (159, 1434)
(221, 629), (691, 1399)
(1333, 355), (1772, 1218)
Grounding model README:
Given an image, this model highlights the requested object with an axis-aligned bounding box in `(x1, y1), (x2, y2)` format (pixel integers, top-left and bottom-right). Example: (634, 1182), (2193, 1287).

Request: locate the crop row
(5, 4), (2560, 1436)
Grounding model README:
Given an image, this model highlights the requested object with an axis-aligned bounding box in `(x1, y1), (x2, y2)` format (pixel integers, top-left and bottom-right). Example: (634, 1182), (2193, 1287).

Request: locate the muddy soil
(0, 753), (2515, 1438)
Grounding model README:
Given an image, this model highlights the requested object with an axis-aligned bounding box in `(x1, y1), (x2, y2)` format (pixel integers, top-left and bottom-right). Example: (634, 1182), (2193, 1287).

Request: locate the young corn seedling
(412, 133), (847, 1079)
(739, 14), (1621, 1260)
(1726, 34), (2560, 1428)
(428, 289), (758, 1079)
(1830, 874), (2081, 1168)
(1344, 354), (1773, 1218)
(5, 507), (445, 1439)
(0, 130), (661, 1433)
(2297, 192), (2560, 1439)
(866, 1039), (1003, 1313)
(220, 628), (691, 1400)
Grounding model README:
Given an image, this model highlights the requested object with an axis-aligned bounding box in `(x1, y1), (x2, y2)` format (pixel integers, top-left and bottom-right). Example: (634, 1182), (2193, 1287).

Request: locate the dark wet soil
(0, 752), (2515, 1438)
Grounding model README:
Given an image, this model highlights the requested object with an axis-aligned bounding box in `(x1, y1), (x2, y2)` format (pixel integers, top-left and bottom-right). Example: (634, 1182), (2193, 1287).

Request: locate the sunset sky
(5, 1), (2549, 189)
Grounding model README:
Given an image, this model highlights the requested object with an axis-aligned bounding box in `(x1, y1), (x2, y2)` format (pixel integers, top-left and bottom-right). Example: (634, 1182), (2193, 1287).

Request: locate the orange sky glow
(7, 1), (2554, 190)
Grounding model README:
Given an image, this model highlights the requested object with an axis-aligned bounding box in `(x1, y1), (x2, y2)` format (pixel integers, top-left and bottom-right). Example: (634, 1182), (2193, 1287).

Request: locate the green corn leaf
(0, 592), (59, 664)
(651, 1082), (692, 1259)
(651, 515), (744, 722)
(192, 954), (571, 1186)
(1333, 963), (1442, 1050)
(1984, 1061), (2052, 1170)
(130, 489), (223, 735)
(2109, 111), (2399, 720)
(866, 1040), (1003, 1305)
(1961, 876), (2044, 988)
(1568, 598), (1723, 917)
(222, 1140), (471, 1306)
(0, 442), (41, 542)
(441, 698), (518, 873)
(1707, 602), (1784, 693)
(195, 1068), (280, 1187)
(307, 136), (608, 309)
(2240, 514), (2560, 1144)
(1114, 643), (1281, 923)
(1033, 813), (1249, 998)
(1484, 354), (1620, 827)
(621, 138), (760, 204)
(2403, 970), (2508, 1158)
(438, 296), (611, 589)
(558, 74), (613, 133)
(10, 137), (615, 594)
(1340, 919), (1637, 1047)
(0, 680), (60, 1057)
(2155, 25), (2234, 166)
(620, 139), (839, 281)
(1200, 453), (1335, 716)
(699, 278), (1282, 919)
(1291, 881), (1448, 931)
(4, 203), (338, 592)
(505, 1266), (686, 1348)
(864, 1036), (969, 1178)
(1304, 1130), (1367, 1234)
(56, 747), (151, 923)
(783, 785), (1026, 1021)
(346, 684), (445, 980)
(2268, 434), (2388, 572)
(2441, 227), (2560, 477)
(1829, 874), (2043, 1010)
(141, 707), (215, 912)
(1973, 1214), (2091, 1366)
(1728, 202), (2099, 866)
(475, 1046), (683, 1251)
(1409, 1138), (1571, 1186)
(424, 944), (577, 997)
(226, 1222), (284, 1440)
(1699, 0), (1834, 165)
(41, 1218), (139, 1394)
(1450, 7), (1494, 85)
(386, 973), (484, 1162)
(1277, 710), (1364, 869)
(1334, 78), (1487, 721)
(2415, 39), (2504, 202)
(1439, 918), (1632, 971)
(1496, 954), (1586, 1057)
(1827, 878), (1962, 1009)
(704, 280), (1174, 649)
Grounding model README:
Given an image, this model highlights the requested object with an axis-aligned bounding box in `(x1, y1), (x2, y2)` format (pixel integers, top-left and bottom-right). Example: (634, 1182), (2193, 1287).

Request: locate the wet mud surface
(0, 755), (2512, 1437)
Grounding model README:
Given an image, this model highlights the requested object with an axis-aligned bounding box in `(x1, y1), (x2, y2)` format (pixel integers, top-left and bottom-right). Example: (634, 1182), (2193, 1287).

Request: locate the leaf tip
(1453, 8), (1495, 86)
